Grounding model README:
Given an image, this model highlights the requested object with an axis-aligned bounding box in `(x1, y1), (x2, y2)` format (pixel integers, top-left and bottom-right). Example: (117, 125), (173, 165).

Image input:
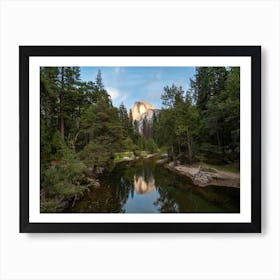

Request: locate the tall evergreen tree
(118, 102), (131, 138)
(96, 69), (104, 90)
(161, 84), (184, 108)
(56, 67), (81, 140)
(189, 67), (239, 162)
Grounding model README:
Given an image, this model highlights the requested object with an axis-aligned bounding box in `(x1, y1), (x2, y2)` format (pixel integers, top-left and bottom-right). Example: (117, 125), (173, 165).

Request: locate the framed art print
(19, 46), (261, 233)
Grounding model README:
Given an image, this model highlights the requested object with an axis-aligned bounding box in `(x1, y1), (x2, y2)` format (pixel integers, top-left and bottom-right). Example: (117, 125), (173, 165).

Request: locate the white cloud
(106, 87), (120, 100)
(106, 87), (128, 108)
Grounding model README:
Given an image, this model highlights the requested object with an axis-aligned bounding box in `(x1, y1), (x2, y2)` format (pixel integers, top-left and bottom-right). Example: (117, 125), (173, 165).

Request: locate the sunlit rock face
(131, 101), (156, 121)
(130, 101), (160, 135)
(133, 175), (155, 195)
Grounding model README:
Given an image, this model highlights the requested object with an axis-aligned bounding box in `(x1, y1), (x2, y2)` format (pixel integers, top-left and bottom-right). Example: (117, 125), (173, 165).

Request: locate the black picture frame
(20, 46), (261, 233)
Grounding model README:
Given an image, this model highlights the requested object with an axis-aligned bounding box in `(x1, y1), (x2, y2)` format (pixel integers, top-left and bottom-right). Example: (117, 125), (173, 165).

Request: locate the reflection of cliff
(133, 175), (155, 195)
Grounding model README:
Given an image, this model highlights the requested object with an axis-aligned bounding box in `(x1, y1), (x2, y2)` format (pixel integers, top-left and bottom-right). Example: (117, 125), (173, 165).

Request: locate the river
(65, 158), (240, 213)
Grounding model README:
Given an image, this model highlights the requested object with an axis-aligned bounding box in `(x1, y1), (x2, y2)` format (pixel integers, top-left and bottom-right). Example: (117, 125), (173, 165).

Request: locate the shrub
(123, 137), (136, 151)
(41, 146), (87, 208)
(146, 139), (158, 153)
(79, 140), (114, 171)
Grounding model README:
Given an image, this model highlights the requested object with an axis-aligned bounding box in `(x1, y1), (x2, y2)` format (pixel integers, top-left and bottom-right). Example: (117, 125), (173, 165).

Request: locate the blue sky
(80, 67), (195, 110)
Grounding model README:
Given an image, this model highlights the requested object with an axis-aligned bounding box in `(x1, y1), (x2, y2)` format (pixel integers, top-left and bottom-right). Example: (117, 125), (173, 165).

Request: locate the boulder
(193, 172), (213, 186)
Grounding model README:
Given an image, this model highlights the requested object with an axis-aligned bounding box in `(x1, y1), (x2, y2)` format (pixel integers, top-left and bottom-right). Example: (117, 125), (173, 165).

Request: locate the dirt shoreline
(162, 161), (240, 188)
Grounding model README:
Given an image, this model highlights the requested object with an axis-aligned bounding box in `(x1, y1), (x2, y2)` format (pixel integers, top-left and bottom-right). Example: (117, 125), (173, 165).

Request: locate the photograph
(20, 45), (260, 232)
(40, 65), (240, 214)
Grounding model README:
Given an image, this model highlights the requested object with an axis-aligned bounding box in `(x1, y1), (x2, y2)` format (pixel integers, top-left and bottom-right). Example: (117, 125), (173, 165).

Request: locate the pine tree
(189, 66), (239, 163)
(96, 69), (104, 90)
(161, 84), (184, 108)
(118, 102), (130, 138)
(56, 67), (81, 140)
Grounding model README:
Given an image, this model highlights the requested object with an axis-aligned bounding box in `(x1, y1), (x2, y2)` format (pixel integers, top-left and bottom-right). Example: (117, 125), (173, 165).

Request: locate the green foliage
(136, 135), (146, 150)
(96, 69), (104, 90)
(40, 198), (62, 213)
(40, 65), (240, 212)
(50, 130), (67, 159)
(40, 119), (52, 167)
(123, 137), (136, 151)
(208, 163), (240, 173)
(145, 139), (158, 153)
(118, 103), (134, 138)
(114, 151), (134, 163)
(60, 148), (86, 180)
(153, 85), (199, 163)
(196, 67), (240, 162)
(153, 108), (175, 148)
(41, 146), (87, 208)
(79, 140), (113, 170)
(153, 67), (240, 164)
(133, 150), (141, 157)
(40, 68), (125, 212)
(190, 67), (228, 113)
(161, 84), (184, 108)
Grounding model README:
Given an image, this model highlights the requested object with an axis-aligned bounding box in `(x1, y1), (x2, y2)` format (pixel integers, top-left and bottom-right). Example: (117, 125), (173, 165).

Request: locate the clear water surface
(65, 158), (240, 213)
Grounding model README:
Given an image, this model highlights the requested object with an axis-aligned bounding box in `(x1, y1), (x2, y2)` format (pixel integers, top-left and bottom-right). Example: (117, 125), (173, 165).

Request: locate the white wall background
(0, 0), (279, 279)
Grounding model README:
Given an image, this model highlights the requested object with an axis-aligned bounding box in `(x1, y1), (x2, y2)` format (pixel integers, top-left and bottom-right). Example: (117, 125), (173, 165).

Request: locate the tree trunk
(216, 131), (221, 149)
(178, 140), (181, 155)
(60, 67), (65, 140)
(171, 144), (174, 161)
(186, 128), (193, 164)
(187, 140), (192, 164)
(60, 105), (64, 139)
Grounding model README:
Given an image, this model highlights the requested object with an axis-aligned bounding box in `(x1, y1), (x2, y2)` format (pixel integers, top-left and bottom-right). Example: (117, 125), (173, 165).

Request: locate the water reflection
(66, 159), (240, 213)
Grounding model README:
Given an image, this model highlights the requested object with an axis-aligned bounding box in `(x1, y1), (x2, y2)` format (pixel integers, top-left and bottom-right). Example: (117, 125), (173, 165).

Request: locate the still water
(66, 159), (240, 213)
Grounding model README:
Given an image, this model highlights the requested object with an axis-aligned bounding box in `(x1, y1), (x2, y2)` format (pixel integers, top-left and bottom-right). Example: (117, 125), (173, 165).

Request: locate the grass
(207, 163), (240, 173)
(139, 151), (149, 157)
(114, 151), (134, 163)
(114, 150), (159, 163)
(40, 198), (61, 212)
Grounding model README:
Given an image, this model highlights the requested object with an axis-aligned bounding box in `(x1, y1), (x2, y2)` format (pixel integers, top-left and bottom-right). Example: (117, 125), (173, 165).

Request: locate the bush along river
(64, 157), (240, 213)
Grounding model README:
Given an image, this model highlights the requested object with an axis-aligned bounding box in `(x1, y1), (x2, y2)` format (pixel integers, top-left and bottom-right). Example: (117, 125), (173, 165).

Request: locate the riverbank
(114, 152), (240, 189)
(161, 161), (240, 188)
(66, 154), (240, 213)
(114, 151), (159, 163)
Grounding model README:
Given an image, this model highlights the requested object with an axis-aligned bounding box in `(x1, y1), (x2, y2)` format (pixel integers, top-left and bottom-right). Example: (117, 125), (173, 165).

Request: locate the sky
(80, 66), (196, 110)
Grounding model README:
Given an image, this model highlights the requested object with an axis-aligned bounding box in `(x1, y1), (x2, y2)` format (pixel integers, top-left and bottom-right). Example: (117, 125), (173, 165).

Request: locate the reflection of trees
(108, 166), (134, 212)
(153, 165), (201, 213)
(114, 160), (157, 208)
(101, 160), (153, 212)
(153, 165), (239, 213)
(70, 159), (240, 213)
(116, 161), (239, 213)
(69, 186), (126, 213)
(153, 187), (179, 213)
(192, 186), (240, 212)
(152, 166), (180, 212)
(71, 162), (135, 213)
(102, 160), (187, 213)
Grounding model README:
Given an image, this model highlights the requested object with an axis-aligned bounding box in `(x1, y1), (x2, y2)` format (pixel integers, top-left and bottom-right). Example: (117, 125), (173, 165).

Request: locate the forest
(40, 66), (240, 212)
